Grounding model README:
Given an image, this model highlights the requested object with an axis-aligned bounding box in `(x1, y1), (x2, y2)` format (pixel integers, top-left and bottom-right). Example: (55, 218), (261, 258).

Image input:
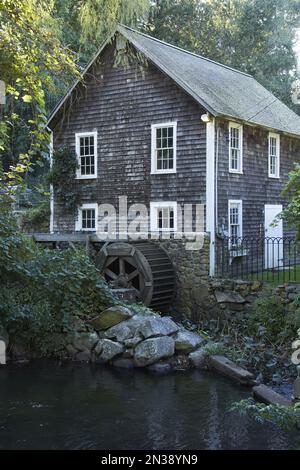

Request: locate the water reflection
(0, 361), (299, 450)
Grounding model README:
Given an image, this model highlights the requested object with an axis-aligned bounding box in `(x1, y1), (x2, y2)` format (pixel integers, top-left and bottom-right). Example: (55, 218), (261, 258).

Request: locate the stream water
(0, 361), (299, 450)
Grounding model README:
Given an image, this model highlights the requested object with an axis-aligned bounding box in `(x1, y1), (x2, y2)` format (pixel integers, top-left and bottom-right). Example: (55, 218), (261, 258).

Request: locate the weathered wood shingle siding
(52, 43), (207, 232)
(216, 119), (300, 237)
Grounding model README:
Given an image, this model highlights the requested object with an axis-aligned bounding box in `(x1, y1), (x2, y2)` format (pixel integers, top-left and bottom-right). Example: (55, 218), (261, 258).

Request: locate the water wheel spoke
(127, 269), (139, 281)
(132, 286), (142, 298)
(105, 256), (118, 267)
(119, 257), (125, 276)
(104, 268), (118, 280)
(95, 241), (174, 310)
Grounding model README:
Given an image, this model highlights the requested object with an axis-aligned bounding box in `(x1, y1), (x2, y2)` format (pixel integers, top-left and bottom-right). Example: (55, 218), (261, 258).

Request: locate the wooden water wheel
(95, 241), (175, 311)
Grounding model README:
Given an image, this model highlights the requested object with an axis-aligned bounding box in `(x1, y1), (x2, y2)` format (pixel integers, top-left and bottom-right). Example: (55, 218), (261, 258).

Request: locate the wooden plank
(32, 233), (113, 244)
(32, 233), (87, 242)
(209, 355), (255, 385)
(253, 384), (292, 407)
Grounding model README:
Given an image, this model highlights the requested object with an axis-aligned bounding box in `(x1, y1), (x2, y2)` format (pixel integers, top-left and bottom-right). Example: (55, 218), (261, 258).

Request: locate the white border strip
(206, 118), (216, 276)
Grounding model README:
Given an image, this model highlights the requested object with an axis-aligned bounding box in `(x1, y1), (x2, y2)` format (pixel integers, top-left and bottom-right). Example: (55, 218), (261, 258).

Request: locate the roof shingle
(48, 24), (300, 137)
(118, 24), (300, 137)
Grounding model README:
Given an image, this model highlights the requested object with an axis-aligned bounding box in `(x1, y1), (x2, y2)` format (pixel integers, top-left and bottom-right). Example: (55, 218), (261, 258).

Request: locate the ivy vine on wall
(48, 146), (79, 217)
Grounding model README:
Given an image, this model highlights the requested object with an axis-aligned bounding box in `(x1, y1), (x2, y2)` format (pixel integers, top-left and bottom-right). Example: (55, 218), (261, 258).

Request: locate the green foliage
(48, 146), (79, 216)
(0, 287), (65, 357)
(79, 0), (150, 58)
(0, 201), (116, 356)
(18, 180), (51, 232)
(203, 341), (228, 357)
(0, 0), (79, 189)
(127, 303), (159, 317)
(231, 398), (300, 432)
(247, 295), (300, 344)
(279, 163), (300, 238)
(21, 198), (51, 232)
(197, 291), (300, 383)
(53, 0), (82, 57)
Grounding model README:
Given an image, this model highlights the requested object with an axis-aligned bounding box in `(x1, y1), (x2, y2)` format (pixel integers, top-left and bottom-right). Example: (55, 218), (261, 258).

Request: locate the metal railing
(216, 236), (300, 282)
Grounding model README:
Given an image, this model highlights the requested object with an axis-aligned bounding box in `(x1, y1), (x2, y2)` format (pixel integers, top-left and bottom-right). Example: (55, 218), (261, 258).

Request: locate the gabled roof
(48, 24), (300, 137)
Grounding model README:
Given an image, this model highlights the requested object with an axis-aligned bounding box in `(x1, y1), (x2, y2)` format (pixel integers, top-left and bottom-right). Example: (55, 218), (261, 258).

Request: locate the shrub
(231, 398), (300, 432)
(196, 292), (300, 382)
(248, 295), (300, 345)
(0, 207), (117, 356)
(21, 198), (50, 232)
(247, 296), (287, 341)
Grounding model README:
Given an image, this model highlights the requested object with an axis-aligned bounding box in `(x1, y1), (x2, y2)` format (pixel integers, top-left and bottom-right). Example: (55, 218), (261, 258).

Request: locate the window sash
(79, 135), (95, 176)
(76, 204), (98, 232)
(229, 124), (242, 172)
(155, 126), (174, 171)
(158, 207), (174, 230)
(81, 208), (95, 230)
(150, 202), (177, 232)
(151, 123), (177, 173)
(269, 134), (279, 177)
(76, 132), (97, 178)
(229, 202), (242, 245)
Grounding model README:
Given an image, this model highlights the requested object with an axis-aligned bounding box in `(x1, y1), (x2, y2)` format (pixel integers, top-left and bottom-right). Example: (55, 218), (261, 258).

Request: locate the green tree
(51, 0), (150, 65)
(279, 164), (300, 238)
(79, 0), (150, 59)
(0, 0), (79, 187)
(146, 0), (300, 110)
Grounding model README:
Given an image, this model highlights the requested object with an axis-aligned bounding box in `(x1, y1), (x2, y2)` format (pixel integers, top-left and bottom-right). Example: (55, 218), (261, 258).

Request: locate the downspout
(205, 118), (216, 277)
(46, 126), (54, 233)
(215, 125), (220, 235)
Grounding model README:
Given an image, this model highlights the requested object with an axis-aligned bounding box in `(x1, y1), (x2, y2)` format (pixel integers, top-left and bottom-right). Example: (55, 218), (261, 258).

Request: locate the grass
(246, 265), (300, 284)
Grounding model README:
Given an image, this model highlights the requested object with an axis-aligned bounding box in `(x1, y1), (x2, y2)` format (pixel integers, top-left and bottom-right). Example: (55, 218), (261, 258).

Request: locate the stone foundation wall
(155, 236), (210, 321)
(202, 279), (300, 323)
(156, 237), (300, 322)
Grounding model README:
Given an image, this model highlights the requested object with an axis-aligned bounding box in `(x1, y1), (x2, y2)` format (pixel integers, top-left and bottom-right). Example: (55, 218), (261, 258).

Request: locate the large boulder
(104, 314), (146, 344)
(125, 315), (149, 335)
(134, 336), (175, 367)
(214, 291), (245, 304)
(90, 306), (133, 330)
(72, 332), (99, 351)
(124, 335), (143, 348)
(94, 339), (124, 362)
(138, 316), (179, 339)
(189, 348), (208, 369)
(174, 330), (203, 353)
(105, 322), (132, 343)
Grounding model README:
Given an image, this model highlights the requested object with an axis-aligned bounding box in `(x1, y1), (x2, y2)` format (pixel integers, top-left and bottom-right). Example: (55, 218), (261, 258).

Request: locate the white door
(264, 204), (283, 269)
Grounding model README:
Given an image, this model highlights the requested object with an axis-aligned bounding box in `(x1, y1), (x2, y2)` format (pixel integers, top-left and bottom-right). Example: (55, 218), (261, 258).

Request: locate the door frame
(264, 204), (283, 269)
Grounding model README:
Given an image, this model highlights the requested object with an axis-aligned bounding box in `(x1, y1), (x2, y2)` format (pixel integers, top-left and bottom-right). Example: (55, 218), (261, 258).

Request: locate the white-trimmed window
(75, 203), (98, 231)
(150, 201), (177, 232)
(228, 200), (242, 245)
(151, 122), (177, 174)
(268, 132), (280, 178)
(229, 122), (243, 173)
(75, 131), (97, 179)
